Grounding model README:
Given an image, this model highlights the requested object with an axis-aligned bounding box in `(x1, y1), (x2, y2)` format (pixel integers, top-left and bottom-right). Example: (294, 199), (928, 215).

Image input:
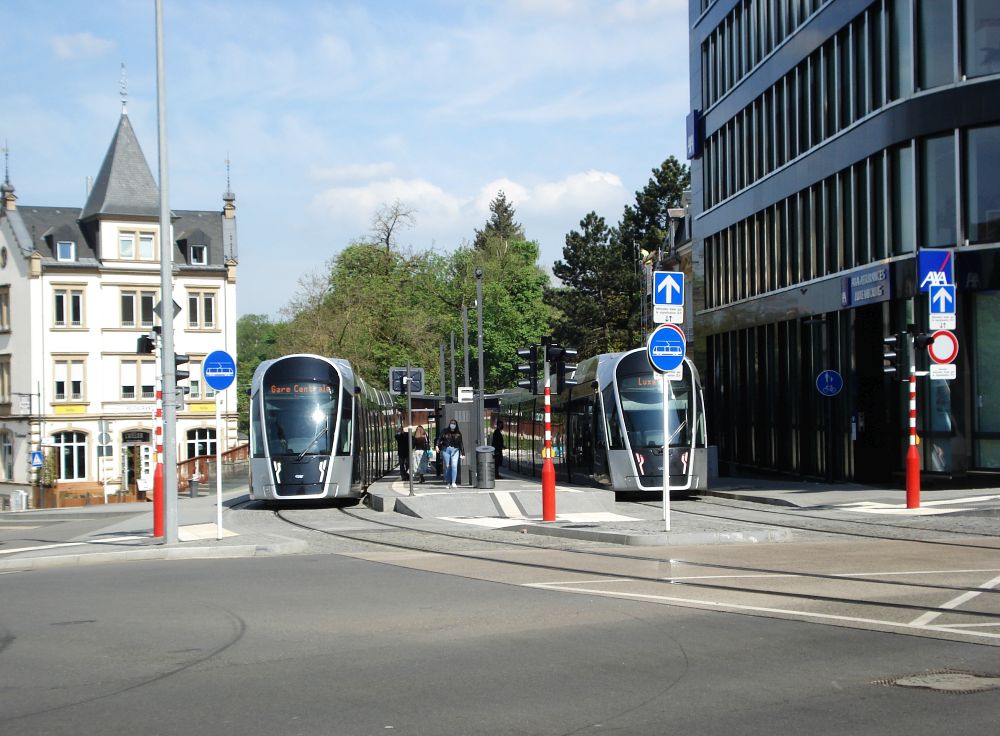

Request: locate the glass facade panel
(889, 0), (912, 99)
(917, 0), (954, 89)
(891, 143), (915, 253)
(920, 135), (957, 248)
(964, 0), (1000, 78)
(974, 293), (1000, 468)
(966, 125), (1000, 244)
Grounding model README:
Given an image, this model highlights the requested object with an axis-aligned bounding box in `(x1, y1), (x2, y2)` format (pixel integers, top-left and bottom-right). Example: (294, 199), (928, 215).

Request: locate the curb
(509, 523), (794, 546)
(0, 537), (308, 571)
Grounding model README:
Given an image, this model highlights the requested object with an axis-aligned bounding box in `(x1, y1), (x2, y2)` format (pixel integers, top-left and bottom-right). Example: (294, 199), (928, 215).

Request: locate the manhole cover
(875, 670), (1000, 694)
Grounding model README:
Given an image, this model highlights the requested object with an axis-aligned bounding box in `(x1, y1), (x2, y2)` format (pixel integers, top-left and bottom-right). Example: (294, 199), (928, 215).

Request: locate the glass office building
(688, 0), (1000, 483)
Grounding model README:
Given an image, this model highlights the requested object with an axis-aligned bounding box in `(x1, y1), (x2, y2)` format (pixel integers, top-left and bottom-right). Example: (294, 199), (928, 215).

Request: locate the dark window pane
(966, 125), (1000, 243)
(891, 143), (915, 254)
(890, 0), (913, 99)
(964, 0), (1000, 78)
(921, 135), (957, 248)
(918, 0), (954, 89)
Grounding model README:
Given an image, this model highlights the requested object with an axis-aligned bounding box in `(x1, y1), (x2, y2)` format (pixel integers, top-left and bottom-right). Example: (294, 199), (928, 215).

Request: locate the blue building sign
(918, 250), (954, 293)
(841, 264), (890, 308)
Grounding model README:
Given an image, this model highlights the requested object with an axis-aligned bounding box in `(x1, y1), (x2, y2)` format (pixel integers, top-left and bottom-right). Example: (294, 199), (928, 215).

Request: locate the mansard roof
(80, 113), (160, 220)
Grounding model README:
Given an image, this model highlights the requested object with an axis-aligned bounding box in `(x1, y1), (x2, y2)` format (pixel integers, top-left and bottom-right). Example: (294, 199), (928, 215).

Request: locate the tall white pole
(216, 392), (223, 539)
(662, 374), (671, 531)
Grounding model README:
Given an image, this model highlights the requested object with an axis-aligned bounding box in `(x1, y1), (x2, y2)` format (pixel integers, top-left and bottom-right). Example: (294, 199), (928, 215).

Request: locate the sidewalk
(2, 472), (997, 567)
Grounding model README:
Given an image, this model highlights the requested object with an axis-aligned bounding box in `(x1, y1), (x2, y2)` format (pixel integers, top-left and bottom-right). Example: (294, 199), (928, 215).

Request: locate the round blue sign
(203, 350), (236, 391)
(816, 369), (843, 397)
(647, 323), (686, 373)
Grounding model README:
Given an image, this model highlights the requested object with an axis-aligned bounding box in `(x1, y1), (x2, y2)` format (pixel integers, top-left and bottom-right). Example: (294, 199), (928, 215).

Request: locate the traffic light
(136, 334), (155, 354)
(882, 332), (910, 380)
(552, 346), (579, 394)
(516, 345), (538, 394)
(913, 333), (934, 351)
(175, 353), (191, 395)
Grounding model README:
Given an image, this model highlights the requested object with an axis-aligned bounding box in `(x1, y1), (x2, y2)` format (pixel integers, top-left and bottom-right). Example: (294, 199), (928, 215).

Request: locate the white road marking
(839, 494), (1000, 515)
(493, 492), (524, 519)
(909, 572), (1000, 627)
(525, 581), (1000, 640)
(0, 535), (146, 555)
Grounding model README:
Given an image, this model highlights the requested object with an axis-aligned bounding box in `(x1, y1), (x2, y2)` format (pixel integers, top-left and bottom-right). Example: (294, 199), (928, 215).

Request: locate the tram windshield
(261, 359), (340, 457)
(616, 354), (690, 450)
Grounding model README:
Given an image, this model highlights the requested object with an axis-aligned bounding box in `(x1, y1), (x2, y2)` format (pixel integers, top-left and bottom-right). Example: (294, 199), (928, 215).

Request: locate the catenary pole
(155, 0), (178, 544)
(475, 269), (485, 448)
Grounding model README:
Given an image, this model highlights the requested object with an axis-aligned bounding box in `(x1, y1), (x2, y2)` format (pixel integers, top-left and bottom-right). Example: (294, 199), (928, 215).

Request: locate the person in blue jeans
(438, 420), (465, 489)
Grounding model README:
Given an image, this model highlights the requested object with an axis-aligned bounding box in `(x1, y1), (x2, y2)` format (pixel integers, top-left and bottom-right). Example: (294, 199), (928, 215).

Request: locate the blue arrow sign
(929, 284), (955, 314)
(647, 323), (686, 373)
(816, 370), (843, 397)
(203, 350), (236, 391)
(653, 271), (684, 307)
(31, 450), (44, 468)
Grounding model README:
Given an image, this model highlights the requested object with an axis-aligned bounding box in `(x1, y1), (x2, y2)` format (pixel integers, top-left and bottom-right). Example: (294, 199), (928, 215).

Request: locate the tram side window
(251, 393), (265, 458)
(337, 388), (353, 456)
(602, 387), (626, 449)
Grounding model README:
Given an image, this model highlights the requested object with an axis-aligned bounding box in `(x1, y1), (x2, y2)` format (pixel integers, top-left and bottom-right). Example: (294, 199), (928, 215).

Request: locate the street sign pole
(215, 391), (223, 538)
(202, 351), (236, 538)
(662, 373), (671, 531)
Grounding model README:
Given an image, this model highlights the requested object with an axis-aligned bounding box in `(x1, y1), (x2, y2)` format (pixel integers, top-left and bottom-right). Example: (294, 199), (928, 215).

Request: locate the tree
(473, 190), (524, 259)
(547, 212), (639, 355)
(548, 156), (691, 359)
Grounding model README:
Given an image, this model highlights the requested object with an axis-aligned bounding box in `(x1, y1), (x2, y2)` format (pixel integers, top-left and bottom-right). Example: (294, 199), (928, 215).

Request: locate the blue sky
(1, 0), (690, 319)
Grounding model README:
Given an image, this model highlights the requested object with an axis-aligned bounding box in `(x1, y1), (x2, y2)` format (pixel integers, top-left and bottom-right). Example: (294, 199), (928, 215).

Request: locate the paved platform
(1, 472), (997, 568)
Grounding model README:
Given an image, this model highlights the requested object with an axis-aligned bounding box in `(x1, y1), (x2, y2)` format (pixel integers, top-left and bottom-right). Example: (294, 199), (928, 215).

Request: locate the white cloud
(311, 177), (464, 234)
(50, 32), (113, 60)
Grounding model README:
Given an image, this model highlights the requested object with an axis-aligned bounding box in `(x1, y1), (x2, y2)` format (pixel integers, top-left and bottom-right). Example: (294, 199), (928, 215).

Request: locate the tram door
(853, 305), (892, 483)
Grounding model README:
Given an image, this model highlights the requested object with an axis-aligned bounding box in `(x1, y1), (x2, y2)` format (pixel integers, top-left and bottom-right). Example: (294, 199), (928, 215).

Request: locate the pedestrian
(491, 420), (505, 479)
(395, 423), (410, 481)
(412, 425), (429, 483)
(438, 419), (464, 489)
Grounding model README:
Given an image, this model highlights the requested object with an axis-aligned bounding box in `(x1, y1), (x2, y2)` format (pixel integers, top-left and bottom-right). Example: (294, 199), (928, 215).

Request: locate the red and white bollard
(541, 384), (556, 522)
(905, 371), (920, 509)
(153, 389), (165, 537)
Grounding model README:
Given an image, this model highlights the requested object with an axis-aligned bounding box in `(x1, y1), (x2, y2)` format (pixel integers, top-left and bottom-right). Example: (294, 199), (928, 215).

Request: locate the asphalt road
(2, 547), (998, 736)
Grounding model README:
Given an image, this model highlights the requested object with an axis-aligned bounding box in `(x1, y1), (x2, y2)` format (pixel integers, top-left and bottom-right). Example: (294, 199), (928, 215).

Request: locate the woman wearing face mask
(438, 420), (465, 489)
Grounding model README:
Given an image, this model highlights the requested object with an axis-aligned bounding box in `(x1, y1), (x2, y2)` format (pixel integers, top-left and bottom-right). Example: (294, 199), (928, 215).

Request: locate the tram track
(252, 502), (1000, 642)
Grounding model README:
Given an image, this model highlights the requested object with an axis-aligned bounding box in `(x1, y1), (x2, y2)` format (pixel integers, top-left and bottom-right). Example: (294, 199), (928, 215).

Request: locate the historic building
(687, 0), (1000, 483)
(0, 108), (238, 507)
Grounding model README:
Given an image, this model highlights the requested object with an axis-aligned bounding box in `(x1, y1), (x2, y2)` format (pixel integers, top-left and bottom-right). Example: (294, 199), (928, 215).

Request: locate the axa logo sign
(918, 250), (954, 293)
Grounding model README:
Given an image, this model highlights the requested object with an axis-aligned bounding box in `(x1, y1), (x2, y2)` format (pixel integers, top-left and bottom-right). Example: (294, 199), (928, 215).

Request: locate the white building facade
(0, 110), (238, 507)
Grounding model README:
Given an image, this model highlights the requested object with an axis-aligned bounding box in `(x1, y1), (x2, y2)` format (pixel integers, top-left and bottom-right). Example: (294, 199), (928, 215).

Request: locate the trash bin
(475, 446), (495, 489)
(189, 479), (200, 498)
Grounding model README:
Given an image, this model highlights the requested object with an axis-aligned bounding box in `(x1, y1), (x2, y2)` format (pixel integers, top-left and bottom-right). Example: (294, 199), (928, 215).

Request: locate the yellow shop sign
(54, 404), (87, 415)
(187, 403), (216, 412)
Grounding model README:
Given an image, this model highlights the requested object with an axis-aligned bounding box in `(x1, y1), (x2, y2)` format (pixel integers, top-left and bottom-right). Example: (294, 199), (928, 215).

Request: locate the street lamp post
(475, 269), (485, 449)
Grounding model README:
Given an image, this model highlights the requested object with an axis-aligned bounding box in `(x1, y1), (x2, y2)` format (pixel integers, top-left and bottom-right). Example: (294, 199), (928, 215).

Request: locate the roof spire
(2, 140), (9, 186)
(120, 62), (128, 114)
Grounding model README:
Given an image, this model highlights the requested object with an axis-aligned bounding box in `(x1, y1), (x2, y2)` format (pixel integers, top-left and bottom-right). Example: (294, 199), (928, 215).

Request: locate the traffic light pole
(155, 0), (178, 544)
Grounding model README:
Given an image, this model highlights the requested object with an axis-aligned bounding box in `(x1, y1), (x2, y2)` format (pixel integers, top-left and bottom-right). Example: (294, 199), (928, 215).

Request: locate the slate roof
(80, 113), (160, 220)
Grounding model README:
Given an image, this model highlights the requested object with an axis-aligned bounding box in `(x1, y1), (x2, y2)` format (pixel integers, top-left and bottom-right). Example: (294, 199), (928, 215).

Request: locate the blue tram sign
(647, 323), (686, 374)
(203, 350), (237, 391)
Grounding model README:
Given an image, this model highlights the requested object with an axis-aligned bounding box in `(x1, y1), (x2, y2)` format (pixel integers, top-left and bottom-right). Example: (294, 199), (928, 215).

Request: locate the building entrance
(120, 430), (152, 499)
(852, 305), (893, 483)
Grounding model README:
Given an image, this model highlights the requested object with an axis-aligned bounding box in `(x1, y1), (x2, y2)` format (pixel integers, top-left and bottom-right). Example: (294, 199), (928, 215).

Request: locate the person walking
(491, 420), (505, 480)
(412, 425), (429, 483)
(395, 423), (410, 481)
(438, 419), (464, 489)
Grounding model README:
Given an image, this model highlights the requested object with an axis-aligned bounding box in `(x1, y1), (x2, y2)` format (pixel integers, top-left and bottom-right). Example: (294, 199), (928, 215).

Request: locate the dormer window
(57, 241), (76, 261)
(190, 244), (207, 265)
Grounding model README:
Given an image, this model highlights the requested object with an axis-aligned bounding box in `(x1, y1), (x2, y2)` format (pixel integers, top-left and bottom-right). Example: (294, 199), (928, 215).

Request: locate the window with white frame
(0, 429), (13, 480)
(57, 240), (76, 261)
(120, 290), (157, 328)
(54, 288), (84, 327)
(54, 358), (84, 401)
(187, 291), (217, 329)
(190, 243), (207, 265)
(118, 231), (156, 261)
(186, 427), (216, 459)
(120, 359), (156, 400)
(0, 286), (9, 331)
(119, 233), (135, 259)
(52, 430), (87, 480)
